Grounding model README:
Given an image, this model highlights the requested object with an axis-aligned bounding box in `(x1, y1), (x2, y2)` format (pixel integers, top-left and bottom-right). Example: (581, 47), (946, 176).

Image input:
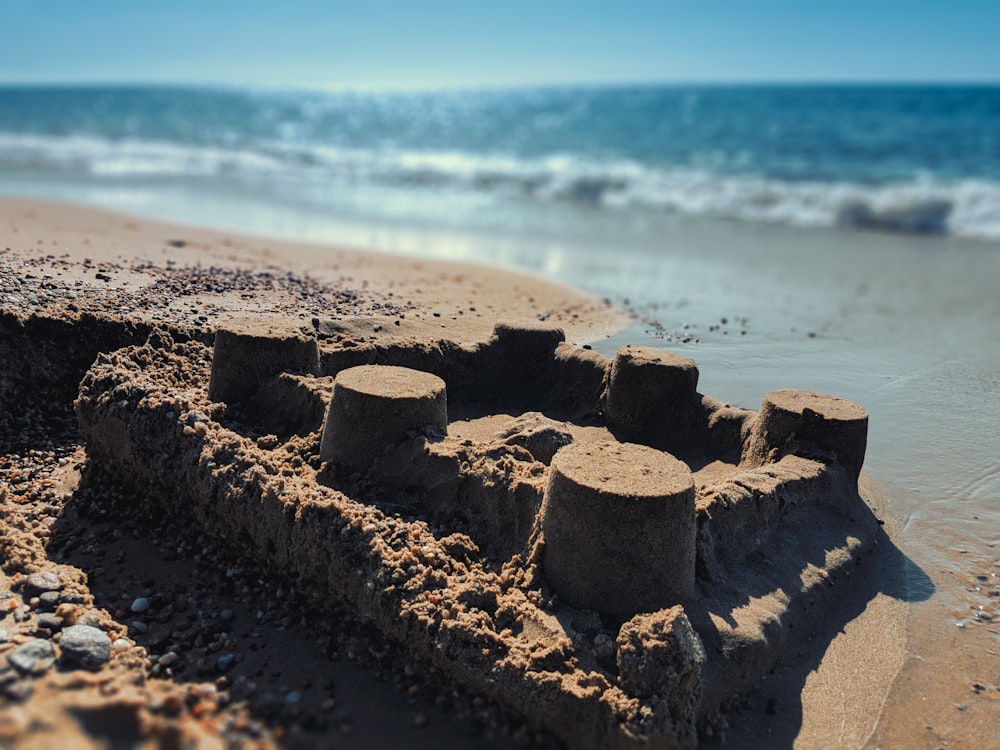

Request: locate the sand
(0, 195), (626, 344)
(0, 196), (993, 749)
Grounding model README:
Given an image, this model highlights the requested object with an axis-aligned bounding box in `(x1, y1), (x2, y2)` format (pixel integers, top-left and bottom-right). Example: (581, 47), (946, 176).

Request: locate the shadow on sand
(700, 493), (933, 748)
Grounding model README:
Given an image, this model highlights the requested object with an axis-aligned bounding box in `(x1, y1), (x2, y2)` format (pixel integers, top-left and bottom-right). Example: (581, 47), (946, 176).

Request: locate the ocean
(1, 83), (999, 741)
(1, 83), (1000, 242)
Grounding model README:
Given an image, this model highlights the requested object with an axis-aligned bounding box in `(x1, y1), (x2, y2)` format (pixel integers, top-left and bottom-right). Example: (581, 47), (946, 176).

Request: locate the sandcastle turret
(540, 440), (696, 619)
(320, 364), (447, 476)
(742, 389), (869, 481)
(491, 322), (565, 361)
(208, 317), (320, 404)
(479, 322), (566, 398)
(603, 345), (699, 435)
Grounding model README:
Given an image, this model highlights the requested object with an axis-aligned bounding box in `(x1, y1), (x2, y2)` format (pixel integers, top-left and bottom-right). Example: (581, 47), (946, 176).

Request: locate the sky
(1, 0), (998, 89)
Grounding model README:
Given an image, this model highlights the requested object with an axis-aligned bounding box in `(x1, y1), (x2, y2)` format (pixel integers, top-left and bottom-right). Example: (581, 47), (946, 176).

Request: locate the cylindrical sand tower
(603, 345), (699, 435)
(208, 317), (320, 405)
(742, 389), (868, 481)
(540, 439), (696, 619)
(320, 365), (447, 476)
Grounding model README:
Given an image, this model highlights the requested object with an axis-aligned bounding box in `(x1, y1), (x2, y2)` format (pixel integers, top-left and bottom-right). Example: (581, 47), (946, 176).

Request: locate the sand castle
(73, 317), (877, 748)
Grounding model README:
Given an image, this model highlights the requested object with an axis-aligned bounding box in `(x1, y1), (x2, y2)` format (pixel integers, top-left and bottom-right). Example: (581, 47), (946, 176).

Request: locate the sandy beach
(2, 195), (998, 749)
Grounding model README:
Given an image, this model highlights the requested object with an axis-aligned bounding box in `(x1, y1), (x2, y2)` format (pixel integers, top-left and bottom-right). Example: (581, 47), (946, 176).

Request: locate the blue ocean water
(1, 84), (1000, 241)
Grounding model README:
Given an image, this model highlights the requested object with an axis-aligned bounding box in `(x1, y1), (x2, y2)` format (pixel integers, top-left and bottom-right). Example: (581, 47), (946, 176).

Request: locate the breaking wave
(3, 131), (1000, 241)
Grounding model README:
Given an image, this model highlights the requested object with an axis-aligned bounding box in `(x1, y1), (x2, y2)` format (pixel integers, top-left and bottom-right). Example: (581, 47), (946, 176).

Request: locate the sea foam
(3, 130), (999, 241)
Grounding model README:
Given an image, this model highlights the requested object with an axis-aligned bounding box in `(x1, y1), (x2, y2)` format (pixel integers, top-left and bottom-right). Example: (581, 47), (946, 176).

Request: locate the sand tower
(540, 440), (696, 619)
(208, 317), (320, 404)
(742, 389), (869, 481)
(603, 345), (699, 435)
(320, 364), (447, 476)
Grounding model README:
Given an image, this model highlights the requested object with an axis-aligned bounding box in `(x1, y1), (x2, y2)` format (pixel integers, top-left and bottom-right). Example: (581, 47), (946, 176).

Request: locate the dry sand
(0, 195), (625, 345)
(0, 196), (981, 749)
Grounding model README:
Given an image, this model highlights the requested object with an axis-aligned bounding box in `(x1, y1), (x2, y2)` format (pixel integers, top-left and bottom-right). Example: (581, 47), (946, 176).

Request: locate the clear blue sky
(2, 0), (998, 89)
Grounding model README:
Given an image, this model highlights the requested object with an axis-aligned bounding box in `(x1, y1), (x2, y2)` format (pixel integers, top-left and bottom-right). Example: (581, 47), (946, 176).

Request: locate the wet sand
(2, 196), (999, 748)
(588, 217), (1000, 748)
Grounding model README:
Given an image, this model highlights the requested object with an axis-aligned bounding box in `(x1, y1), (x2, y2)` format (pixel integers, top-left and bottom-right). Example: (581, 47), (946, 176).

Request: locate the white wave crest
(2, 132), (1000, 241)
(0, 132), (284, 178)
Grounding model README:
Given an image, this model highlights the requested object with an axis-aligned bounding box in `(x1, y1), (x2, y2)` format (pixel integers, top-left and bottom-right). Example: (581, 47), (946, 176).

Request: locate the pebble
(25, 571), (62, 595)
(7, 638), (56, 676)
(59, 625), (112, 669)
(130, 597), (151, 613)
(36, 613), (62, 631)
(216, 652), (238, 671)
(37, 592), (61, 611)
(76, 613), (103, 628)
(0, 680), (33, 702)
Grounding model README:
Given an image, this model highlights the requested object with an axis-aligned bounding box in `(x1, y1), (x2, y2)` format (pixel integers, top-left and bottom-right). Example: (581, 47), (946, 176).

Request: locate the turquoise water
(2, 84), (1000, 240)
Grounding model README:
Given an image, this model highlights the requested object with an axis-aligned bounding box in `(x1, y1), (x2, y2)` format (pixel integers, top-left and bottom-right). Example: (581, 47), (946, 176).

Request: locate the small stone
(25, 571), (62, 595)
(76, 613), (103, 628)
(0, 680), (33, 702)
(158, 651), (179, 667)
(216, 653), (238, 672)
(8, 639), (56, 675)
(59, 625), (112, 670)
(112, 639), (131, 652)
(37, 592), (61, 611)
(130, 597), (150, 613)
(36, 613), (62, 631)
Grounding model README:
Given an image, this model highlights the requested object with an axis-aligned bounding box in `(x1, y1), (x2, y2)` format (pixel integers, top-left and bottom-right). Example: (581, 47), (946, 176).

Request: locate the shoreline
(2, 195), (998, 748)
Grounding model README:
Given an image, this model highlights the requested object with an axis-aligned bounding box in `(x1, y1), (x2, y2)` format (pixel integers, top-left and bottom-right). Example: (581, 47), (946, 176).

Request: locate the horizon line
(0, 78), (998, 94)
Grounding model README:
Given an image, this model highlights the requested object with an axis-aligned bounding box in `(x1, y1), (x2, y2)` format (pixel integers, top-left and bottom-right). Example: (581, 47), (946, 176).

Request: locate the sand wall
(63, 317), (885, 747)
